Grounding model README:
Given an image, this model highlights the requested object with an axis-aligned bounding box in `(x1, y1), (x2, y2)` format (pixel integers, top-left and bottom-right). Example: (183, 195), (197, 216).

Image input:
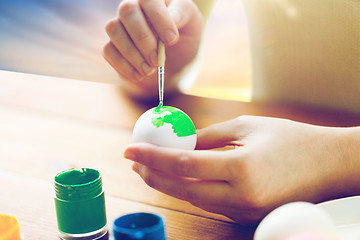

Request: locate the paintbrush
(158, 41), (165, 107)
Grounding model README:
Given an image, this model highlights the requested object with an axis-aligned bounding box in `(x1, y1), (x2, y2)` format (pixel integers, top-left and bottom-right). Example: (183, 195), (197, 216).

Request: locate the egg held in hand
(132, 106), (197, 150)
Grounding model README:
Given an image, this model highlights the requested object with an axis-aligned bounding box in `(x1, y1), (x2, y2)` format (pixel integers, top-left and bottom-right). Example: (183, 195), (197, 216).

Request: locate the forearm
(325, 126), (360, 200)
(337, 126), (360, 196)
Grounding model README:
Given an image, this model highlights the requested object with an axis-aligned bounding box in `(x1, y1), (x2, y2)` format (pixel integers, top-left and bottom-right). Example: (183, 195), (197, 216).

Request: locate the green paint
(54, 168), (107, 235)
(151, 106), (196, 137)
(55, 168), (99, 187)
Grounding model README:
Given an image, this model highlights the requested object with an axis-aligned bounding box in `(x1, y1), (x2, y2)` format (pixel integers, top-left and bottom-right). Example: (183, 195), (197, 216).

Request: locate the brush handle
(158, 41), (165, 67)
(158, 41), (165, 105)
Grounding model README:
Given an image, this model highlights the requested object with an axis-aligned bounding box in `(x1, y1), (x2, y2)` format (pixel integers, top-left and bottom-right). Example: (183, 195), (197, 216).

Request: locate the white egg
(132, 106), (197, 150)
(254, 202), (337, 240)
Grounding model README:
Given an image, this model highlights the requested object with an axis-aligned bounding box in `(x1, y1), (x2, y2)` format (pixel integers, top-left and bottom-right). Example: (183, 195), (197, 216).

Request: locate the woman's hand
(103, 0), (203, 99)
(124, 115), (356, 225)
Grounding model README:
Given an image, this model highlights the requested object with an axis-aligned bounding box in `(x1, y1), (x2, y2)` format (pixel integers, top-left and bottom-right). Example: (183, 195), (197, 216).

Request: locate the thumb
(195, 118), (244, 150)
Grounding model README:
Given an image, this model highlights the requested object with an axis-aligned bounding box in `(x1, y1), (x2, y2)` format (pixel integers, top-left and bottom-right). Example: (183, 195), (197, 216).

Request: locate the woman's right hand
(103, 0), (204, 99)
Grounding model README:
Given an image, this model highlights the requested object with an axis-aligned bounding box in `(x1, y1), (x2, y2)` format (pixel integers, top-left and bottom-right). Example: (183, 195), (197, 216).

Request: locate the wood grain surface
(0, 70), (359, 239)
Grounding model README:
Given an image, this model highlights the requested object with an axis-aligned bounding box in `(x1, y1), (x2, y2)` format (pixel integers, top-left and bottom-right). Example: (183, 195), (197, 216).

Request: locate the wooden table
(0, 70), (359, 240)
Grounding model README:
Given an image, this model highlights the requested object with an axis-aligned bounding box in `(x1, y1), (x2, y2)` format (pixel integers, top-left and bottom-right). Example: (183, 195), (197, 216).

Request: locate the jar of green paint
(54, 168), (107, 239)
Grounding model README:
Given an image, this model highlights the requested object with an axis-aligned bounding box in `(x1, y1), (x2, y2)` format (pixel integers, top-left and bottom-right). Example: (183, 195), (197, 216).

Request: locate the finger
(124, 143), (233, 180)
(139, 0), (179, 45)
(167, 0), (202, 30)
(105, 19), (156, 77)
(193, 203), (262, 225)
(196, 118), (245, 150)
(103, 41), (143, 81)
(118, 1), (158, 67)
(132, 163), (231, 205)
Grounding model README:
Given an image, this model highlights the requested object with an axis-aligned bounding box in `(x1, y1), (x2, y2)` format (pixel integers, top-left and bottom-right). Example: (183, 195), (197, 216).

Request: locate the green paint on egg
(151, 106), (196, 137)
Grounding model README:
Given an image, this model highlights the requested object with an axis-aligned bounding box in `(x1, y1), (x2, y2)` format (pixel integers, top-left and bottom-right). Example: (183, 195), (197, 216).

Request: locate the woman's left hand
(124, 115), (353, 225)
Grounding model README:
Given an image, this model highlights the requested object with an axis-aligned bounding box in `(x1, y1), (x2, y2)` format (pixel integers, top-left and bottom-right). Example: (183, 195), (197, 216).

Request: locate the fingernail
(132, 163), (141, 173)
(165, 30), (178, 45)
(142, 62), (155, 76)
(169, 9), (181, 25)
(133, 72), (143, 81)
(150, 51), (158, 67)
(124, 149), (137, 161)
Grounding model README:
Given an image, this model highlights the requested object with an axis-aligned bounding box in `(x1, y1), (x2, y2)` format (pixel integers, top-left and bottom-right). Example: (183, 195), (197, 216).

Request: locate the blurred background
(0, 0), (251, 101)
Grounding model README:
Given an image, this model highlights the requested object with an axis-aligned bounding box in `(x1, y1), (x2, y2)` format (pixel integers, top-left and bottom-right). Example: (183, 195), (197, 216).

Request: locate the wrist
(326, 127), (360, 199)
(338, 127), (360, 193)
